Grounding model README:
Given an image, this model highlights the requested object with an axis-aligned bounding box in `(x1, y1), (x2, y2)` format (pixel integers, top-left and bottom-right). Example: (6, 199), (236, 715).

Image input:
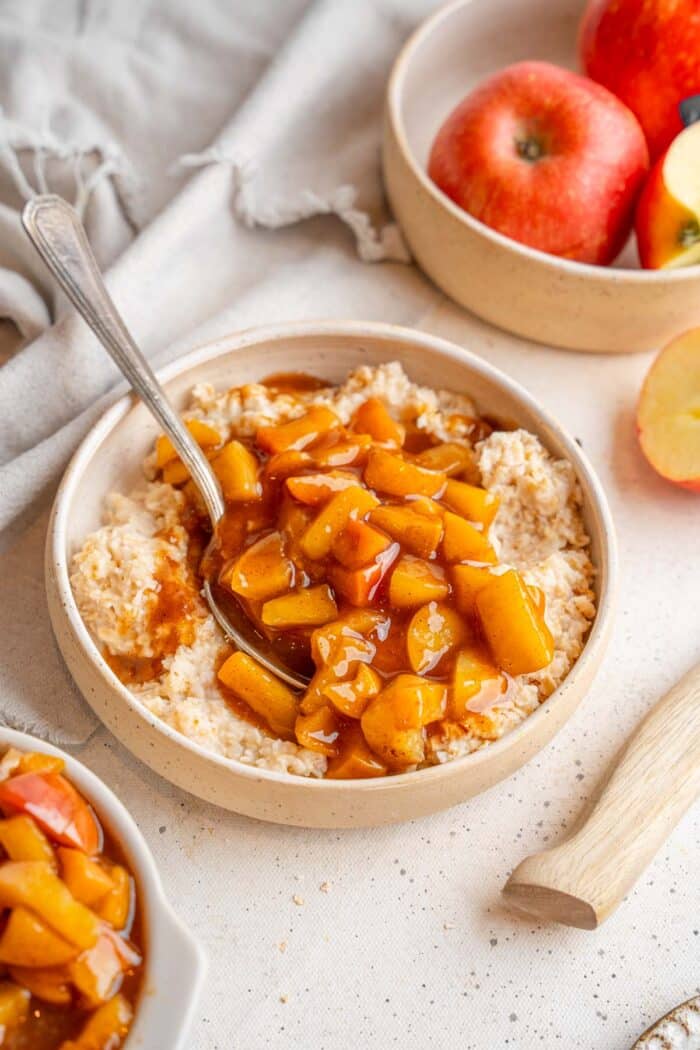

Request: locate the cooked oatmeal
(71, 362), (596, 778)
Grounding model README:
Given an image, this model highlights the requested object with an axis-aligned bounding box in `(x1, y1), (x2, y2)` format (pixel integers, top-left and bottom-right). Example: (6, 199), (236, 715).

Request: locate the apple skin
(637, 328), (700, 491)
(579, 0), (700, 160)
(428, 61), (649, 266)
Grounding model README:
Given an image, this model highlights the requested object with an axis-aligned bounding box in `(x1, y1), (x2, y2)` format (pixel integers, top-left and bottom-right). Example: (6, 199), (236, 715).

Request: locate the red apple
(636, 120), (700, 269)
(637, 328), (700, 491)
(580, 0), (700, 160)
(428, 61), (649, 266)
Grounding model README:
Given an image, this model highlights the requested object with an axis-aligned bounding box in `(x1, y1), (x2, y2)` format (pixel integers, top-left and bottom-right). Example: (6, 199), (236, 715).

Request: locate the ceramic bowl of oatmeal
(47, 321), (616, 827)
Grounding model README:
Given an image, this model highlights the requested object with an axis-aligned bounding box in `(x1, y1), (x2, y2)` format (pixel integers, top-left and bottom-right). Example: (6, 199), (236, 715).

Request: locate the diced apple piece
(325, 723), (388, 779)
(450, 648), (507, 721)
(636, 327), (700, 490)
(161, 459), (191, 486)
(443, 479), (499, 527)
(256, 406), (340, 454)
(388, 556), (449, 608)
(70, 932), (125, 1008)
(300, 485), (378, 560)
(0, 862), (100, 949)
(278, 499), (314, 552)
(93, 865), (132, 931)
(360, 675), (446, 768)
(329, 544), (398, 607)
(332, 519), (393, 570)
(364, 449), (446, 498)
(262, 585), (338, 629)
(0, 815), (56, 866)
(451, 563), (499, 616)
(294, 706), (341, 756)
(441, 511), (497, 563)
(9, 965), (71, 1005)
(60, 993), (133, 1050)
(313, 435), (373, 468)
(212, 440), (262, 501)
(0, 750), (23, 782)
(0, 907), (79, 967)
(0, 772), (100, 855)
(286, 471), (358, 506)
(156, 419), (222, 468)
(217, 652), (298, 739)
(369, 505), (444, 558)
(414, 442), (475, 476)
(223, 532), (294, 602)
(407, 602), (467, 674)
(58, 849), (114, 907)
(322, 664), (382, 718)
(17, 753), (65, 776)
(475, 570), (554, 676)
(0, 982), (29, 1032)
(352, 397), (405, 446)
(310, 611), (387, 667)
(263, 450), (313, 480)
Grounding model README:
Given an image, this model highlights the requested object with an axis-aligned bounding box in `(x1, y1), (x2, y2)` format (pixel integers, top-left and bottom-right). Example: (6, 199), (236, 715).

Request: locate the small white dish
(383, 0), (700, 352)
(47, 320), (617, 827)
(0, 726), (206, 1049)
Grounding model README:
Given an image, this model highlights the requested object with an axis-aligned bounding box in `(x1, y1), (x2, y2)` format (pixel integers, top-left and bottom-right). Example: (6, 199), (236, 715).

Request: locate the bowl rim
(49, 319), (618, 795)
(386, 0), (700, 285)
(0, 725), (206, 1048)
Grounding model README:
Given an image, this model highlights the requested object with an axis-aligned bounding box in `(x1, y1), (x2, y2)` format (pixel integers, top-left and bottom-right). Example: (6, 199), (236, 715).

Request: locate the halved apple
(637, 328), (700, 490)
(636, 120), (700, 269)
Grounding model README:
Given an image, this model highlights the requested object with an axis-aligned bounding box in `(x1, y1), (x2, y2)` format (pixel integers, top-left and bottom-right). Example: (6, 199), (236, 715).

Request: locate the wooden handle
(503, 661), (700, 929)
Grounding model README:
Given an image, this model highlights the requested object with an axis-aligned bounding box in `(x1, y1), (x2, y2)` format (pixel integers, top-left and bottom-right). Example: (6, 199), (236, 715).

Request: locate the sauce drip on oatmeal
(141, 372), (556, 777)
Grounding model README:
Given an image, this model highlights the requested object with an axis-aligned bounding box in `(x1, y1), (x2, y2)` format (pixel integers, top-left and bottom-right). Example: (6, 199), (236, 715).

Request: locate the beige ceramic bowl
(47, 321), (617, 828)
(383, 0), (700, 353)
(0, 726), (205, 1048)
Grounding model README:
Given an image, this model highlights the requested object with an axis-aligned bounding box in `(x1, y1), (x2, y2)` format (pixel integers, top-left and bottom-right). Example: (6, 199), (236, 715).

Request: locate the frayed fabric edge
(0, 107), (143, 231)
(174, 147), (411, 264)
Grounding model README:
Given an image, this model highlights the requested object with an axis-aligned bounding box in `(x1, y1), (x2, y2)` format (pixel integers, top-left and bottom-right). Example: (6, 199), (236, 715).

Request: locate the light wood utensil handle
(503, 661), (700, 929)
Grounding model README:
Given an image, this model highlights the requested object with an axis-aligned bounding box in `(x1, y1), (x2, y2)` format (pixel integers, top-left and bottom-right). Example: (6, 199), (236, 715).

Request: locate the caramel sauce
(261, 372), (328, 395)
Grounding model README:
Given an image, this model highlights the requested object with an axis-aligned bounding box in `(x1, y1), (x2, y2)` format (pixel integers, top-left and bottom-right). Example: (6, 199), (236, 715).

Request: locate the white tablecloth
(0, 1), (698, 1046)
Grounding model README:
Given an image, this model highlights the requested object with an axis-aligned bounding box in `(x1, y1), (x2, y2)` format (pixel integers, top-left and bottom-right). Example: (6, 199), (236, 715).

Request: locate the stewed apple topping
(154, 380), (555, 778)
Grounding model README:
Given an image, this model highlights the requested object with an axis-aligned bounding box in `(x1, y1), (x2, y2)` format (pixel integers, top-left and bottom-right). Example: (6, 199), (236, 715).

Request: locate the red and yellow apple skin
(579, 0), (700, 160)
(635, 121), (700, 269)
(637, 328), (700, 491)
(428, 61), (649, 266)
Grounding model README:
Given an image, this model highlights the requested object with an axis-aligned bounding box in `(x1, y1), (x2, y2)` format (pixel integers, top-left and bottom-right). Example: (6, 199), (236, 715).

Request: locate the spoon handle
(503, 660), (700, 928)
(22, 194), (224, 525)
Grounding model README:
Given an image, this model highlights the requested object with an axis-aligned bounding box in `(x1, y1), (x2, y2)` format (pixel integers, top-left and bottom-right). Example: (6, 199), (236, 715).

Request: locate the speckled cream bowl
(47, 321), (617, 828)
(383, 0), (700, 353)
(0, 726), (205, 1048)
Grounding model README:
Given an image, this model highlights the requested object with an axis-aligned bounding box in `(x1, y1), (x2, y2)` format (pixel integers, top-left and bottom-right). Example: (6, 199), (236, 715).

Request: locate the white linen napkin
(0, 0), (440, 742)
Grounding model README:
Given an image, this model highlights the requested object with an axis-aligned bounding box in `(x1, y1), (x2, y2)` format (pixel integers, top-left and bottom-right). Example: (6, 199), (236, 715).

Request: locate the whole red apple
(428, 61), (649, 265)
(580, 0), (700, 159)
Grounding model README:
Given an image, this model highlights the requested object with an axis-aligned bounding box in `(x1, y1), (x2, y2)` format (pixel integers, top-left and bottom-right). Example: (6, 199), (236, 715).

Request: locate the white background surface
(33, 265), (699, 1050)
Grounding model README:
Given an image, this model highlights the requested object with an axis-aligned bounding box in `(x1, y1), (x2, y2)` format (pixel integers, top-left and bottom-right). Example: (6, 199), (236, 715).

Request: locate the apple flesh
(636, 121), (700, 269)
(580, 0), (700, 160)
(637, 328), (700, 491)
(428, 61), (649, 265)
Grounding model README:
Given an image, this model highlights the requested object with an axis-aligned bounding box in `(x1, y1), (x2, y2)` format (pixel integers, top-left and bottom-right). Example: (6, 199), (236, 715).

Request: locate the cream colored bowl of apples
(383, 0), (700, 352)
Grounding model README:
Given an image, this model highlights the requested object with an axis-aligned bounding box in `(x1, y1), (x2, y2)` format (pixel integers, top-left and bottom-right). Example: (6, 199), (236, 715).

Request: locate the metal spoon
(23, 194), (309, 690)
